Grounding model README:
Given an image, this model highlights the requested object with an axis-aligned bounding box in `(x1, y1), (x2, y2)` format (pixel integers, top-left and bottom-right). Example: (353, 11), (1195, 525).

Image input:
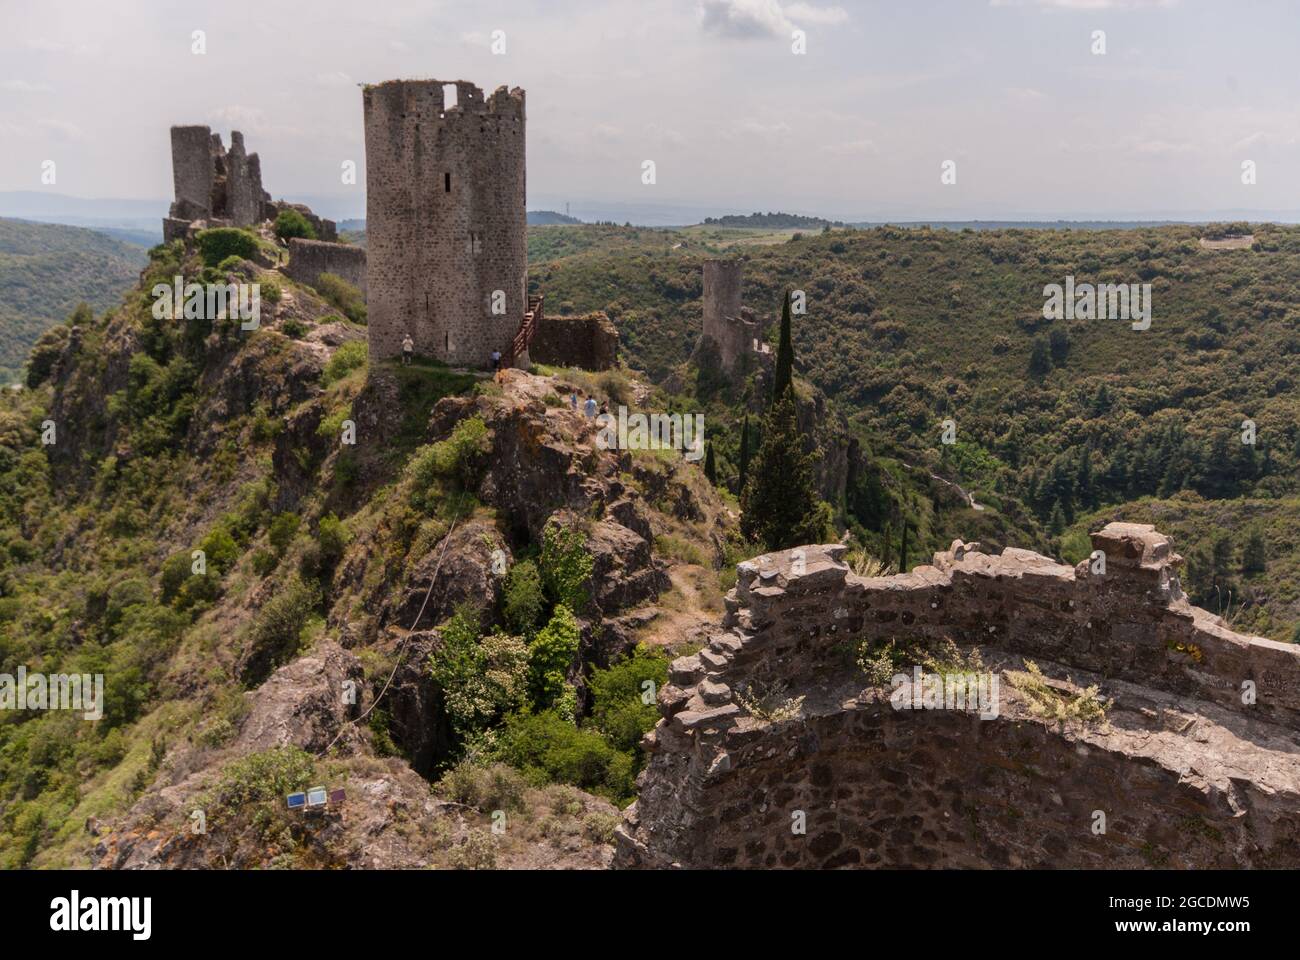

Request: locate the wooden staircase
(509, 294), (543, 367)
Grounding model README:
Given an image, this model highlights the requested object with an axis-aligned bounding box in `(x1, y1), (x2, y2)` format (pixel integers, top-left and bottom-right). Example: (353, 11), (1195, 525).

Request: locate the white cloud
(821, 138), (879, 156)
(785, 3), (849, 25)
(1006, 86), (1048, 102)
(314, 71), (353, 87)
(727, 118), (793, 139)
(990, 0), (1178, 8)
(698, 0), (851, 39)
(700, 0), (792, 39)
(1132, 138), (1194, 155)
(0, 80), (54, 93)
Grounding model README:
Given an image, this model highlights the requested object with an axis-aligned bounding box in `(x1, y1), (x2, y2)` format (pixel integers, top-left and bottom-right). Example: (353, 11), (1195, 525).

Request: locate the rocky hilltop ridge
(617, 523), (1300, 868)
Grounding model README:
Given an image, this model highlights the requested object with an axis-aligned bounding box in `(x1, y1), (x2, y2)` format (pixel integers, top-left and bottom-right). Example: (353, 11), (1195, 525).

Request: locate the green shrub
(502, 559), (544, 635)
(539, 519), (592, 611)
(267, 512), (300, 556)
(198, 526), (240, 573)
(493, 710), (635, 802)
(314, 272), (366, 324)
(212, 747), (316, 807)
(260, 278), (282, 305)
(407, 416), (490, 508)
(429, 604), (528, 737)
(241, 575), (320, 685)
(25, 323), (71, 388)
(251, 547), (278, 577)
(195, 227), (259, 267)
(281, 318), (306, 339)
(323, 340), (367, 385)
(217, 255), (254, 275)
(436, 760), (528, 812)
(588, 648), (668, 754)
(316, 512), (350, 565)
(527, 604), (581, 711)
(275, 208), (317, 242)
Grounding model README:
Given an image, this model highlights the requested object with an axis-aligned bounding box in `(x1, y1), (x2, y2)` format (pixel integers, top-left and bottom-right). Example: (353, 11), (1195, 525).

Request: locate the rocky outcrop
(616, 523), (1300, 868)
(234, 639), (364, 754)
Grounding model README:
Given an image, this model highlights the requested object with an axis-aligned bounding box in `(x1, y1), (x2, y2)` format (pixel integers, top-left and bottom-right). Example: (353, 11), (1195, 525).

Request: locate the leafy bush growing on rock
(428, 604), (529, 738)
(493, 710), (635, 803)
(527, 604), (581, 712)
(539, 518), (592, 612)
(502, 559), (544, 636)
(588, 647), (668, 755)
(406, 416), (490, 510)
(274, 208), (317, 242)
(323, 340), (367, 385)
(195, 227), (260, 267)
(241, 575), (320, 685)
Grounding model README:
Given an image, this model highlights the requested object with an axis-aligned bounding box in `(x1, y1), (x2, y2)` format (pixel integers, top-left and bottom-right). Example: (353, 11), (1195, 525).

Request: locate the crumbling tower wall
(164, 125), (306, 243)
(363, 79), (527, 367)
(226, 132), (263, 228)
(169, 125), (215, 221)
(699, 259), (771, 376)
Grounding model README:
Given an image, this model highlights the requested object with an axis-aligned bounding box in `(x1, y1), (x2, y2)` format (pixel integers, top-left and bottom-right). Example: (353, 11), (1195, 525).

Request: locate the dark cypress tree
(772, 290), (794, 402)
(737, 415), (750, 495)
(740, 389), (826, 550)
(898, 520), (909, 573)
(703, 441), (717, 485)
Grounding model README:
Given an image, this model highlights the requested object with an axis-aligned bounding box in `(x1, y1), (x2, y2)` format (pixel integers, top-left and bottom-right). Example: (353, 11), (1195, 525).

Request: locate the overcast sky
(2, 0), (1298, 221)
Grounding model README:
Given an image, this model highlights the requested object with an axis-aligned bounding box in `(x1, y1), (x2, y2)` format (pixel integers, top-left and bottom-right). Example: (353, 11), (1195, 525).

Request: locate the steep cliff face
(616, 523), (1300, 868)
(82, 363), (725, 869)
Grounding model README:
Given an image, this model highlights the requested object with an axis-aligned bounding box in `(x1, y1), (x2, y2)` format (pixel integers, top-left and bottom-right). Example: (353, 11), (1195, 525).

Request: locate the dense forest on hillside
(702, 212), (843, 229)
(530, 221), (1300, 640)
(0, 218), (147, 385)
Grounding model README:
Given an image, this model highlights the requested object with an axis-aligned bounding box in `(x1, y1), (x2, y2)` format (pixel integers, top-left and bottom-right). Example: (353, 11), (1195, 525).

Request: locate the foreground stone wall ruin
(615, 524), (1300, 868)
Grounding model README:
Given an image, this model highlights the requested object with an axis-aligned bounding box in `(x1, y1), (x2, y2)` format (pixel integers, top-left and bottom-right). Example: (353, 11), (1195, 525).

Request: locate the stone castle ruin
(617, 523), (1300, 868)
(164, 126), (337, 245)
(363, 79), (530, 367)
(697, 259), (773, 377)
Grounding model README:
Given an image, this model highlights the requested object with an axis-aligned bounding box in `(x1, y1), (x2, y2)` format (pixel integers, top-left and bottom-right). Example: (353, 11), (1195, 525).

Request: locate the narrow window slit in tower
(445, 172), (451, 193)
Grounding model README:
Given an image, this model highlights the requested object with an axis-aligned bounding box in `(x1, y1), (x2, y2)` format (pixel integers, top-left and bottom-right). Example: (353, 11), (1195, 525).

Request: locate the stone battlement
(362, 78), (524, 119)
(615, 523), (1300, 869)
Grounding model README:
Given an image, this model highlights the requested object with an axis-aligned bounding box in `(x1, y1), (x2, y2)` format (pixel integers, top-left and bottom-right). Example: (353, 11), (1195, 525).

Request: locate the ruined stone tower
(363, 79), (527, 366)
(167, 127), (270, 226)
(699, 259), (769, 376)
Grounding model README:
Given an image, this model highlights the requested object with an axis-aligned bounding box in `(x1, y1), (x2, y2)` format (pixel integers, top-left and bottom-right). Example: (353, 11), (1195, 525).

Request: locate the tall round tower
(363, 79), (526, 367)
